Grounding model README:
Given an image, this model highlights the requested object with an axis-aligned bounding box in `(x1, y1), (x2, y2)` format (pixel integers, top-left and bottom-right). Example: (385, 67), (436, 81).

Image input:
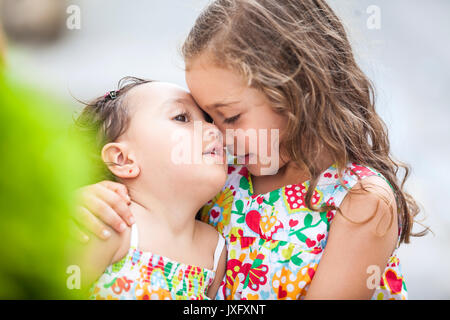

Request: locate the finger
(73, 204), (113, 240)
(82, 192), (128, 233)
(68, 219), (90, 244)
(99, 180), (131, 204)
(91, 183), (134, 226)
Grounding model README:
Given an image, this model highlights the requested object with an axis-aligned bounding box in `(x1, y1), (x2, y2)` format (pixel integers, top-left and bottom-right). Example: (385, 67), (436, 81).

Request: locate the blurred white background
(2, 0), (449, 299)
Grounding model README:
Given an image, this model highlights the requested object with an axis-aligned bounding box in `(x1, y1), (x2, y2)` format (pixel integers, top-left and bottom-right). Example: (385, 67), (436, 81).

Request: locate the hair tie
(104, 90), (118, 100)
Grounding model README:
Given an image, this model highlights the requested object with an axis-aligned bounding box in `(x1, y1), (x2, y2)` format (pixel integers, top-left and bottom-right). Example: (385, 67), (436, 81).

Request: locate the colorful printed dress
(200, 163), (407, 300)
(89, 223), (226, 300)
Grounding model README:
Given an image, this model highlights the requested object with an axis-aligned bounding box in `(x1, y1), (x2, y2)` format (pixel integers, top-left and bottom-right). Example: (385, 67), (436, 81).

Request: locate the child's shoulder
(108, 226), (132, 264)
(337, 164), (398, 231)
(195, 220), (222, 255)
(195, 219), (221, 241)
(325, 163), (393, 200)
(77, 225), (130, 287)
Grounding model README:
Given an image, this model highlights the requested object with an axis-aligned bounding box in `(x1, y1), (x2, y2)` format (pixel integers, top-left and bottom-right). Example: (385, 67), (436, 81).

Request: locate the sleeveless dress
(200, 162), (407, 300)
(89, 223), (226, 300)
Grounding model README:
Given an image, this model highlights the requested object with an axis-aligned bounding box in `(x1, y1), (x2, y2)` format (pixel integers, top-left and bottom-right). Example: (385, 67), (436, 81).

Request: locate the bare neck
(126, 184), (200, 242)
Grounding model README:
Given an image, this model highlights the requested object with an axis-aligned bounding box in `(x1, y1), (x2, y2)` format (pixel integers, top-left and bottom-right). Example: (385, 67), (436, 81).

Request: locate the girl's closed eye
(223, 113), (241, 124)
(202, 110), (214, 124)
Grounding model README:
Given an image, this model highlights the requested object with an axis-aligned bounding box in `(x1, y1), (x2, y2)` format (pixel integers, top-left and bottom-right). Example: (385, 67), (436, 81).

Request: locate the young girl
(73, 77), (227, 300)
(74, 0), (427, 299)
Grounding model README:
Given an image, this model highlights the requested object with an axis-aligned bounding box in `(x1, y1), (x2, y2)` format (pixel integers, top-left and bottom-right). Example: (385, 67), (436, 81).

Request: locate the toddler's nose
(204, 123), (224, 145)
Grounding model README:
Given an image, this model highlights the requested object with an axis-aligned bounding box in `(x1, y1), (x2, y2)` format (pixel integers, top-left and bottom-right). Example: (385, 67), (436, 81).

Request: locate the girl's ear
(101, 142), (140, 179)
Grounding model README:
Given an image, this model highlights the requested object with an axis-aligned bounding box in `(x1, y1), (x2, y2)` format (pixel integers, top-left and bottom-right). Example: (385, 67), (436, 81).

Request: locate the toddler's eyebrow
(162, 97), (192, 110)
(167, 97), (190, 105)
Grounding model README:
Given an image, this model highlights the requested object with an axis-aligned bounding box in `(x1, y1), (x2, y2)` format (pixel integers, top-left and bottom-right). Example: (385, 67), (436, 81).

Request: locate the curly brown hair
(182, 0), (428, 244)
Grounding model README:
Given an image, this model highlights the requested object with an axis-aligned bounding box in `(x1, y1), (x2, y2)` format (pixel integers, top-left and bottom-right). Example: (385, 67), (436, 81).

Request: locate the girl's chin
(246, 163), (279, 177)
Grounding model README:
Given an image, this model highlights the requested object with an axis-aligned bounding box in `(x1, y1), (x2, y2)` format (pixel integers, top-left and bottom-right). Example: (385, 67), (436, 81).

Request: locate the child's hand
(71, 181), (134, 243)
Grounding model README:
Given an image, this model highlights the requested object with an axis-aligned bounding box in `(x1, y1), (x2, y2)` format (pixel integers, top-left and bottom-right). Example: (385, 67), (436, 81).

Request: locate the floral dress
(200, 163), (407, 300)
(89, 223), (225, 300)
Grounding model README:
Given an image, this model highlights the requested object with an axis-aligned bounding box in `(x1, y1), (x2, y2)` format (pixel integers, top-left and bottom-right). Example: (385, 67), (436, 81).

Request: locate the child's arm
(69, 225), (130, 293)
(207, 248), (227, 299)
(304, 175), (398, 300)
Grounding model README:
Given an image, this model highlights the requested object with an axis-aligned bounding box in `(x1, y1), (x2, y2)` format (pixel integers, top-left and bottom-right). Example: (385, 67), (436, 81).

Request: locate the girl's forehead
(186, 58), (251, 104)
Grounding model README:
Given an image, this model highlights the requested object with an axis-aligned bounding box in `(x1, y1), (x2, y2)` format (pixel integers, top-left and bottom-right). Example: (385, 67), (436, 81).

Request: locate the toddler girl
(74, 77), (227, 300)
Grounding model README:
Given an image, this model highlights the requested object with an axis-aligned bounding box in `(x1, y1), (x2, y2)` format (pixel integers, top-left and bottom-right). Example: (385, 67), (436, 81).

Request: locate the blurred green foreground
(0, 67), (96, 298)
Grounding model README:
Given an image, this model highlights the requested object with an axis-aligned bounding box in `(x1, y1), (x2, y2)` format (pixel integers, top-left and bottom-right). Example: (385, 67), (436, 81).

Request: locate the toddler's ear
(101, 143), (140, 179)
